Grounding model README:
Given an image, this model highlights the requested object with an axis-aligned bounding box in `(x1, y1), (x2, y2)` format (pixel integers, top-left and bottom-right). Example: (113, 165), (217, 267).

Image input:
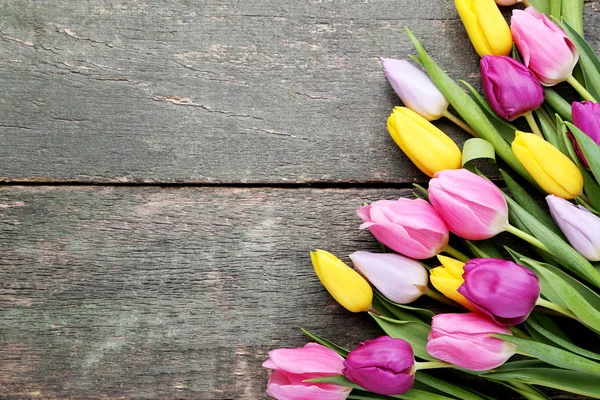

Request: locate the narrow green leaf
(301, 329), (349, 357)
(500, 170), (562, 236)
(465, 240), (503, 259)
(375, 291), (434, 322)
(543, 89), (572, 121)
(412, 183), (429, 200)
(369, 313), (434, 360)
(502, 381), (552, 400)
(519, 258), (600, 333)
(535, 109), (559, 148)
(561, 0), (584, 36)
(462, 138), (495, 168)
(505, 195), (600, 287)
(373, 293), (407, 320)
(483, 368), (600, 398)
(525, 315), (600, 361)
(491, 334), (600, 374)
(405, 28), (534, 184)
(568, 122), (600, 184)
(373, 292), (424, 322)
(460, 80), (517, 143)
(550, 0), (562, 18)
(527, 0), (551, 15)
(415, 373), (486, 400)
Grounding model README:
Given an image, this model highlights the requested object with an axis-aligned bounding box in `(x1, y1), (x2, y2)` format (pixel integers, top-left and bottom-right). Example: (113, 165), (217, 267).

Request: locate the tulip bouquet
(263, 0), (600, 399)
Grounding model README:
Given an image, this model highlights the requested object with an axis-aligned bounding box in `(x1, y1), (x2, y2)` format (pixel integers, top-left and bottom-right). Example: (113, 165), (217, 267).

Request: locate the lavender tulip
(357, 198), (449, 259)
(343, 336), (415, 395)
(427, 313), (517, 370)
(458, 258), (540, 325)
(547, 195), (600, 261)
(381, 58), (449, 120)
(481, 55), (544, 121)
(511, 7), (578, 86)
(428, 169), (508, 240)
(350, 251), (428, 304)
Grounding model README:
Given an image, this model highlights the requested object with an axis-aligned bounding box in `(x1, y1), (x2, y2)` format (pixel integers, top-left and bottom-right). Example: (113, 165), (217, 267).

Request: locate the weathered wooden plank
(6, 0), (593, 183)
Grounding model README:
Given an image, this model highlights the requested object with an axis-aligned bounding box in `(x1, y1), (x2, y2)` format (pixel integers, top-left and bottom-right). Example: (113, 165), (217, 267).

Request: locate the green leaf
(491, 334), (600, 374)
(412, 183), (429, 200)
(373, 292), (427, 323)
(369, 313), (434, 361)
(462, 138), (495, 168)
(561, 0), (584, 36)
(568, 122), (600, 184)
(301, 329), (349, 357)
(519, 257), (600, 333)
(525, 315), (600, 361)
(460, 80), (517, 143)
(375, 291), (434, 322)
(527, 0), (551, 15)
(535, 109), (559, 148)
(500, 170), (562, 236)
(465, 240), (503, 259)
(373, 294), (406, 320)
(502, 381), (551, 400)
(415, 373), (486, 400)
(543, 89), (572, 121)
(404, 27), (534, 184)
(554, 18), (600, 101)
(505, 195), (600, 287)
(550, 0), (561, 18)
(483, 368), (600, 398)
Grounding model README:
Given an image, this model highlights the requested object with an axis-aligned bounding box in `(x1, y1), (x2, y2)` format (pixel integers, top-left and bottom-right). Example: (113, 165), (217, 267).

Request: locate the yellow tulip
(311, 249), (373, 313)
(512, 131), (583, 199)
(455, 0), (513, 57)
(387, 107), (462, 178)
(430, 255), (478, 311)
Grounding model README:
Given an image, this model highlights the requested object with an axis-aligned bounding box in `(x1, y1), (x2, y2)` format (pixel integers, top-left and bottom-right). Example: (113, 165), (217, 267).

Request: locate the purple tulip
(511, 7), (578, 86)
(571, 101), (600, 168)
(480, 55), (544, 121)
(350, 251), (428, 304)
(458, 258), (540, 325)
(547, 195), (600, 261)
(343, 336), (415, 395)
(357, 198), (449, 259)
(428, 169), (508, 240)
(426, 313), (517, 371)
(263, 343), (351, 400)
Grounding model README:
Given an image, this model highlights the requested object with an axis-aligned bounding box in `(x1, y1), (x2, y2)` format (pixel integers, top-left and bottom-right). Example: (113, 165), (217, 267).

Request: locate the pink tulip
(357, 198), (449, 259)
(426, 313), (517, 371)
(511, 7), (579, 86)
(350, 251), (428, 304)
(263, 343), (351, 400)
(343, 336), (415, 395)
(428, 169), (508, 240)
(458, 258), (540, 325)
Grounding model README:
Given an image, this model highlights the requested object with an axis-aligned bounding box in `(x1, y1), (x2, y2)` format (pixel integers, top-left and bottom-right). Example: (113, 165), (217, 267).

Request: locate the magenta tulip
(511, 7), (578, 86)
(357, 198), (449, 259)
(350, 251), (428, 304)
(480, 55), (544, 121)
(263, 343), (350, 400)
(343, 336), (415, 395)
(458, 258), (540, 325)
(495, 0), (521, 4)
(571, 101), (600, 168)
(426, 313), (517, 371)
(381, 58), (449, 121)
(547, 195), (600, 261)
(428, 169), (508, 240)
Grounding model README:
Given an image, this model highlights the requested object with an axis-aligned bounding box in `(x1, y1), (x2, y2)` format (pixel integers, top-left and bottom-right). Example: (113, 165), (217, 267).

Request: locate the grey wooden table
(1, 1), (598, 398)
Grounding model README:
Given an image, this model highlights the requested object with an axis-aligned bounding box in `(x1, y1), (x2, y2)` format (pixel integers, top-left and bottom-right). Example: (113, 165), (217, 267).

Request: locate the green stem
(414, 360), (453, 370)
(538, 106), (556, 130)
(443, 110), (478, 138)
(505, 224), (551, 253)
(424, 287), (458, 307)
(536, 298), (579, 321)
(567, 75), (597, 102)
(524, 111), (543, 138)
(443, 245), (470, 262)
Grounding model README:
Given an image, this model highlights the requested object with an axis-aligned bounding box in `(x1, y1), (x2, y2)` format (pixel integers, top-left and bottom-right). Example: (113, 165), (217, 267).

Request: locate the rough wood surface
(6, 0), (598, 183)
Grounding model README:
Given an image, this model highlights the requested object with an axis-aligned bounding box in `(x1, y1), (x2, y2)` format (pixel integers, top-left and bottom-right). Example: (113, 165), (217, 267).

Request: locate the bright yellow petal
(475, 0), (512, 56)
(430, 266), (477, 311)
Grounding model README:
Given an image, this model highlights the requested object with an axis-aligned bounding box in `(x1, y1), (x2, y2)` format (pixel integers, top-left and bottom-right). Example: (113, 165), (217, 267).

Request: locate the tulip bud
(429, 255), (478, 311)
(455, 0), (513, 57)
(511, 7), (579, 86)
(343, 336), (415, 395)
(263, 343), (351, 400)
(458, 258), (540, 325)
(571, 101), (600, 168)
(480, 55), (544, 121)
(387, 107), (462, 178)
(428, 169), (509, 240)
(547, 195), (600, 261)
(350, 251), (428, 304)
(311, 249), (373, 313)
(512, 131), (584, 199)
(357, 198), (449, 259)
(426, 313), (517, 371)
(381, 58), (449, 121)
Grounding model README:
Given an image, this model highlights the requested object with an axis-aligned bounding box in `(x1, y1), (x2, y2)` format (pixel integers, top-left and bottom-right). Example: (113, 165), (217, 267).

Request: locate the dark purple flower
(481, 55), (544, 121)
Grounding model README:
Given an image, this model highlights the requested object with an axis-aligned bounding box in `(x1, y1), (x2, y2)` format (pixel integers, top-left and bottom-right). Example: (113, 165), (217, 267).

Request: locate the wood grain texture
(6, 0), (598, 183)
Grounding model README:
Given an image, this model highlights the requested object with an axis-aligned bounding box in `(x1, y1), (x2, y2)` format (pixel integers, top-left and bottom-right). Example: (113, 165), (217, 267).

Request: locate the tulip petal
(426, 335), (516, 370)
(267, 343), (345, 375)
(267, 374), (351, 400)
